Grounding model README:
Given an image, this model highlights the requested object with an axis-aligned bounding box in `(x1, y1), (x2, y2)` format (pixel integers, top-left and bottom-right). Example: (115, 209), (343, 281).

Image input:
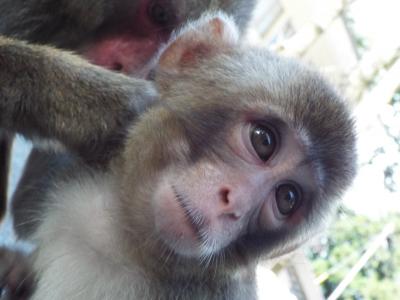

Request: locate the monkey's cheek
(152, 180), (201, 257)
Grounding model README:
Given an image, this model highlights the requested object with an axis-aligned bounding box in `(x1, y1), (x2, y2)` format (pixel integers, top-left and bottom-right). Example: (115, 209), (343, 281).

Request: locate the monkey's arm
(0, 36), (158, 164)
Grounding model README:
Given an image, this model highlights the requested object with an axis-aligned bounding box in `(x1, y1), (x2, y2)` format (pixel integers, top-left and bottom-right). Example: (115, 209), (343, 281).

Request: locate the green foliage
(308, 210), (400, 300)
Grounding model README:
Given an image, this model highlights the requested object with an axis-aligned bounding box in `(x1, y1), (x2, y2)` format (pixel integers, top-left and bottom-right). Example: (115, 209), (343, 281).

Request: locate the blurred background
(1, 0), (399, 299)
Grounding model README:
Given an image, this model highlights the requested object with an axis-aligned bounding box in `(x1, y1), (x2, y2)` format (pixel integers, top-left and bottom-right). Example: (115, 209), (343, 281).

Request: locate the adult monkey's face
(0, 0), (255, 75)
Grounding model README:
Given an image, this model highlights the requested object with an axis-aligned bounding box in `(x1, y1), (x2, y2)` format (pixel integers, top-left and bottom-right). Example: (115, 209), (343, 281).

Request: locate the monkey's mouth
(171, 185), (206, 243)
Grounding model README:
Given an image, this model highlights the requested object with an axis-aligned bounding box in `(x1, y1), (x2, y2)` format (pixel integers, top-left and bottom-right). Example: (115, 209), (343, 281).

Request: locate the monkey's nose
(218, 187), (242, 220)
(111, 62), (124, 72)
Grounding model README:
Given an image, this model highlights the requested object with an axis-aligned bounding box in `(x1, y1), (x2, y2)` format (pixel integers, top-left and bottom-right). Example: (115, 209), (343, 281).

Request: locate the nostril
(112, 62), (124, 72)
(219, 188), (230, 205)
(218, 188), (241, 220)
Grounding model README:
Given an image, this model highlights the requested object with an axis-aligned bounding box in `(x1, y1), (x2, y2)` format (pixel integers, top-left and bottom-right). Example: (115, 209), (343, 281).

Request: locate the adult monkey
(0, 0), (256, 236)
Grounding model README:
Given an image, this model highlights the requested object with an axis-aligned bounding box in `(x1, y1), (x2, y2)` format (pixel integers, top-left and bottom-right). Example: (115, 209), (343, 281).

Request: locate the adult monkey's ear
(157, 12), (239, 72)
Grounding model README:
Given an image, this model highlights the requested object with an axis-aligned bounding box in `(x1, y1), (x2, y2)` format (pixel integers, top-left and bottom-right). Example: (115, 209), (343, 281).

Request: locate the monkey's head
(79, 0), (255, 76)
(8, 0), (254, 76)
(117, 13), (357, 273)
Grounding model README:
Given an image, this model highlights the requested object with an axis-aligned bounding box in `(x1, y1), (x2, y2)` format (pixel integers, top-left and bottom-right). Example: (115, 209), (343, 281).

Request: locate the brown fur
(0, 36), (158, 162)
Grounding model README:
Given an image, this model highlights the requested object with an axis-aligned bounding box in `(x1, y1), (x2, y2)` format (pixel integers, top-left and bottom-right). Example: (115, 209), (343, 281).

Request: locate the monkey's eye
(250, 124), (277, 162)
(275, 183), (302, 216)
(148, 1), (173, 26)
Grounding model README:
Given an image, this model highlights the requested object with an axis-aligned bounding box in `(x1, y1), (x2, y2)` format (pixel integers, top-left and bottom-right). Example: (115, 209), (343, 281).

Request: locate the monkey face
(151, 118), (317, 259)
(123, 82), (353, 266)
(81, 0), (184, 75)
(2, 1), (254, 76)
(121, 86), (354, 267)
(11, 0), (253, 76)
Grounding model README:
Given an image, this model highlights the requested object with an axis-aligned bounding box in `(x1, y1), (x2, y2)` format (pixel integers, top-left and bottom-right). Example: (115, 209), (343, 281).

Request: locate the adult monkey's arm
(0, 37), (158, 164)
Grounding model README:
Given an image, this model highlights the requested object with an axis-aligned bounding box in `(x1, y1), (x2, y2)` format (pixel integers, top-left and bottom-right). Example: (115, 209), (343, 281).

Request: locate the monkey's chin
(152, 178), (203, 258)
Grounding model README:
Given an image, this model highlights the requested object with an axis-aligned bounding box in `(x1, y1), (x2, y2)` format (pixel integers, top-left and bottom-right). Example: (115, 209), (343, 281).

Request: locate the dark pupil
(150, 3), (170, 25)
(251, 125), (276, 161)
(276, 184), (299, 216)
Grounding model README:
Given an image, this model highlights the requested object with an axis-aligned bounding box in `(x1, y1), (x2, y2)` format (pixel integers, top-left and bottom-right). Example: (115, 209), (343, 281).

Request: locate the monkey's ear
(158, 13), (239, 72)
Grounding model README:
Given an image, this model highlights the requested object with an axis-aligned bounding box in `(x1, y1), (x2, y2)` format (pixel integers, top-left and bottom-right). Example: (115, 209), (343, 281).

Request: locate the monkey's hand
(0, 248), (34, 300)
(0, 36), (160, 166)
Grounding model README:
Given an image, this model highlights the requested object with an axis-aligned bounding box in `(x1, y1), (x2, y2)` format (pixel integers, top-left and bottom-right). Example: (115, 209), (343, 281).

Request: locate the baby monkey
(3, 12), (357, 300)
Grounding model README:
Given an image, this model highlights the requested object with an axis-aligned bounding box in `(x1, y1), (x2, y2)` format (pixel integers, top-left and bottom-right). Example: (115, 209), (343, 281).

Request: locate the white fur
(32, 175), (147, 300)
